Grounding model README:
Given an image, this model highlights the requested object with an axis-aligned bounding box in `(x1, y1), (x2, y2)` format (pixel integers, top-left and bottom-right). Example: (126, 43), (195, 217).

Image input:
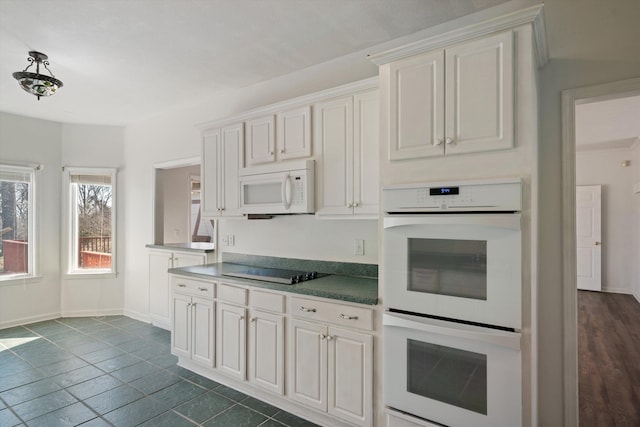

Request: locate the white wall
(538, 0), (640, 422)
(60, 124), (125, 316)
(0, 113), (62, 327)
(0, 112), (126, 327)
(634, 142), (640, 300)
(576, 148), (636, 293)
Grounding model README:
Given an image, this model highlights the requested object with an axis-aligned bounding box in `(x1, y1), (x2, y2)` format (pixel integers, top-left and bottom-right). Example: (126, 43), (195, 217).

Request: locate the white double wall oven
(382, 179), (524, 427)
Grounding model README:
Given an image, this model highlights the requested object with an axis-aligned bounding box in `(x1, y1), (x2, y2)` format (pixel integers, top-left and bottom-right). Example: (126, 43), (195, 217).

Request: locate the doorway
(562, 77), (640, 425)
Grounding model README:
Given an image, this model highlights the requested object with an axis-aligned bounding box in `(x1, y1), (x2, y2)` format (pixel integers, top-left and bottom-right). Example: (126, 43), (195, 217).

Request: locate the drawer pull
(340, 314), (358, 320)
(300, 306), (316, 313)
(197, 287), (208, 292)
(178, 284), (186, 288)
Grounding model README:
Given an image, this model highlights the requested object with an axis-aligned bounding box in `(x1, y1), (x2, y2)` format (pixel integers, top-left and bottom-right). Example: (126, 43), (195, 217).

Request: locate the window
(63, 168), (116, 276)
(0, 164), (36, 280)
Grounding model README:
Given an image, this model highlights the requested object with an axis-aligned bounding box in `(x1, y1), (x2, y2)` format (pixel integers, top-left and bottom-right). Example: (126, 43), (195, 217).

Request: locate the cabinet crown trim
(368, 3), (548, 68)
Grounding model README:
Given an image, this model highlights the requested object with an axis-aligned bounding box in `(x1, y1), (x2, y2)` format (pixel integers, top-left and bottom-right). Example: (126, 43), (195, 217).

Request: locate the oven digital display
(429, 186), (459, 196)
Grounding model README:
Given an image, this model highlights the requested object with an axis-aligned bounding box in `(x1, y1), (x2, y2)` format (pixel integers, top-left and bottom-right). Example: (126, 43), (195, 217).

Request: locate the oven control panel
(383, 178), (522, 212)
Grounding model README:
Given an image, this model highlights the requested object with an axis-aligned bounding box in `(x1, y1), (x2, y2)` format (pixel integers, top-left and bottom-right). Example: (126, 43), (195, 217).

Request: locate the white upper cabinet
(201, 122), (244, 217)
(388, 31), (514, 160)
(277, 105), (312, 161)
(244, 106), (312, 166)
(315, 89), (379, 218)
(245, 115), (276, 166)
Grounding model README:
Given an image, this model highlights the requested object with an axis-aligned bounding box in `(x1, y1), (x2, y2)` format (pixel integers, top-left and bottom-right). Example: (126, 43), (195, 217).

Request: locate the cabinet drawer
(290, 296), (373, 331)
(250, 290), (285, 313)
(172, 276), (215, 299)
(218, 283), (248, 306)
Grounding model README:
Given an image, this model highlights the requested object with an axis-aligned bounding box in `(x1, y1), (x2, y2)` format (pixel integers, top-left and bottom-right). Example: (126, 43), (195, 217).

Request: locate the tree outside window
(0, 165), (35, 278)
(64, 168), (116, 275)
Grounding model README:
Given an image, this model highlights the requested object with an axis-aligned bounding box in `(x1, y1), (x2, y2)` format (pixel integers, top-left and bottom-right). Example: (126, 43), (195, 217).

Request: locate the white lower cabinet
(248, 308), (285, 395)
(216, 302), (247, 380)
(171, 278), (215, 367)
(149, 248), (213, 330)
(289, 316), (373, 427)
(170, 275), (374, 427)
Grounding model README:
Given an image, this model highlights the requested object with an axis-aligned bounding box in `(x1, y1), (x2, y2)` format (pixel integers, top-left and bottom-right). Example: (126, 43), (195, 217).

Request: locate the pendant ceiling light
(13, 51), (63, 100)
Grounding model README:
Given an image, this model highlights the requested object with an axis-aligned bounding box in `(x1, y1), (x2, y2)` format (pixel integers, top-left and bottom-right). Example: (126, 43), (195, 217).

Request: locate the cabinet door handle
(269, 151), (274, 156)
(250, 317), (256, 322)
(192, 302), (197, 307)
(326, 335), (334, 341)
(239, 315), (245, 321)
(340, 314), (359, 320)
(353, 202), (359, 207)
(445, 137), (455, 146)
(178, 284), (186, 288)
(320, 334), (326, 340)
(347, 202), (353, 208)
(280, 149), (285, 154)
(433, 138), (444, 147)
(197, 287), (208, 292)
(300, 306), (316, 313)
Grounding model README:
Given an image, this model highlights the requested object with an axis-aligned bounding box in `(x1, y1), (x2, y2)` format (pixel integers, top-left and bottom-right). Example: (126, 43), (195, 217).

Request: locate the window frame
(62, 167), (117, 278)
(0, 163), (37, 282)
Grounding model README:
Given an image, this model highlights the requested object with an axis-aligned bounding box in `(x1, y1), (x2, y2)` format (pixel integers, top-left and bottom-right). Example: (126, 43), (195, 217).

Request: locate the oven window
(407, 339), (487, 415)
(408, 238), (487, 300)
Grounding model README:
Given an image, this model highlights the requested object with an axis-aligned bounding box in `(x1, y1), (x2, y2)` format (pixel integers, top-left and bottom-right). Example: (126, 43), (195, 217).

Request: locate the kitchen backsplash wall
(218, 215), (378, 264)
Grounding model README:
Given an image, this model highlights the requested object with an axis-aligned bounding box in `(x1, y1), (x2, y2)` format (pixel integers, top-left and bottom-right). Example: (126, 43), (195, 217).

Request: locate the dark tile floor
(0, 316), (318, 427)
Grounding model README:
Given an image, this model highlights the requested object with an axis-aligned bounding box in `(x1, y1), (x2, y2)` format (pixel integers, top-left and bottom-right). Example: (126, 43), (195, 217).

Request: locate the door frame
(561, 76), (640, 427)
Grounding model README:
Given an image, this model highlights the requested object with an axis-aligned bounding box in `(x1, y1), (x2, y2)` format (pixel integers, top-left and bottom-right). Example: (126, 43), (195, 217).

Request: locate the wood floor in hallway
(578, 290), (640, 426)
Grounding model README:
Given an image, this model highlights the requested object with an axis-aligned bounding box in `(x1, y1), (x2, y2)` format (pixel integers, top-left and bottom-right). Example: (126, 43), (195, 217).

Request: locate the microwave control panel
(291, 176), (305, 205)
(383, 178), (522, 212)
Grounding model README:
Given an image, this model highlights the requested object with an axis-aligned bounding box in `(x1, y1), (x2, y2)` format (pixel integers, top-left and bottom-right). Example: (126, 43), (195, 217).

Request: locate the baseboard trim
(60, 308), (124, 318)
(600, 288), (633, 295)
(0, 312), (61, 330)
(123, 309), (150, 324)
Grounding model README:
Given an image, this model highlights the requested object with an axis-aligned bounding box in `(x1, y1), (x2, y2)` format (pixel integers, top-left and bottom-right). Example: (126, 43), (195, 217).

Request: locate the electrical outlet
(221, 235), (229, 246)
(354, 239), (365, 256)
(228, 234), (235, 246)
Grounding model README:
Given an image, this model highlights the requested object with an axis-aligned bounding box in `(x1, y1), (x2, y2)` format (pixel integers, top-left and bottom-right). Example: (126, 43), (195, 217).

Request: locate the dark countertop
(146, 242), (215, 253)
(168, 262), (378, 306)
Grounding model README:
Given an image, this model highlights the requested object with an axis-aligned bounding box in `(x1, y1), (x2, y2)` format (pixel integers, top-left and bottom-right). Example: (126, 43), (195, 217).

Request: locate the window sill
(0, 275), (44, 287)
(63, 271), (118, 280)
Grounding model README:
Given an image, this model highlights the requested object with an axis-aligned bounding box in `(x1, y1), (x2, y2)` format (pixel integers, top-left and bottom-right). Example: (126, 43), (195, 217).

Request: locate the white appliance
(383, 312), (522, 427)
(382, 178), (523, 427)
(239, 160), (314, 214)
(383, 178), (522, 329)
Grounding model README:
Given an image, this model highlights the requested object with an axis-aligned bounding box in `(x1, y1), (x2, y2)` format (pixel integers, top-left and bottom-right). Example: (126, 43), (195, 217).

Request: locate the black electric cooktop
(223, 266), (326, 285)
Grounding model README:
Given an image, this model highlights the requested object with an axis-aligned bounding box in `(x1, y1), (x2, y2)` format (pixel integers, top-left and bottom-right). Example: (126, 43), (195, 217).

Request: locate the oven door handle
(383, 311), (521, 350)
(383, 214), (521, 230)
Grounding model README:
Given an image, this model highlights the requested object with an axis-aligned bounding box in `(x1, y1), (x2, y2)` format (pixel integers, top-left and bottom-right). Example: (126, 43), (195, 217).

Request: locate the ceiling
(576, 95), (640, 150)
(0, 0), (510, 126)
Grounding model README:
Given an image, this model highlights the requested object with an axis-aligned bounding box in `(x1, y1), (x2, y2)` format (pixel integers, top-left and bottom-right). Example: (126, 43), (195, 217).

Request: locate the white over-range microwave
(239, 160), (315, 214)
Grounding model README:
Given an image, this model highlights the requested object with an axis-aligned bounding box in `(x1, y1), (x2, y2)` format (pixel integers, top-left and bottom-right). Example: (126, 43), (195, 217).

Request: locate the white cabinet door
(245, 115), (276, 166)
(216, 302), (247, 380)
(192, 296), (215, 367)
(277, 106), (312, 161)
(248, 309), (284, 395)
(201, 128), (221, 217)
(315, 96), (354, 216)
(353, 90), (380, 216)
(328, 326), (373, 427)
(171, 293), (191, 359)
(388, 50), (445, 160)
(220, 123), (244, 217)
(445, 31), (514, 155)
(173, 252), (206, 269)
(289, 318), (327, 411)
(149, 251), (172, 323)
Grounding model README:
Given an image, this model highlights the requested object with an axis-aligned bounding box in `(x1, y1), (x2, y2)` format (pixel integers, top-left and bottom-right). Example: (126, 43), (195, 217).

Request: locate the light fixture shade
(13, 51), (63, 100)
